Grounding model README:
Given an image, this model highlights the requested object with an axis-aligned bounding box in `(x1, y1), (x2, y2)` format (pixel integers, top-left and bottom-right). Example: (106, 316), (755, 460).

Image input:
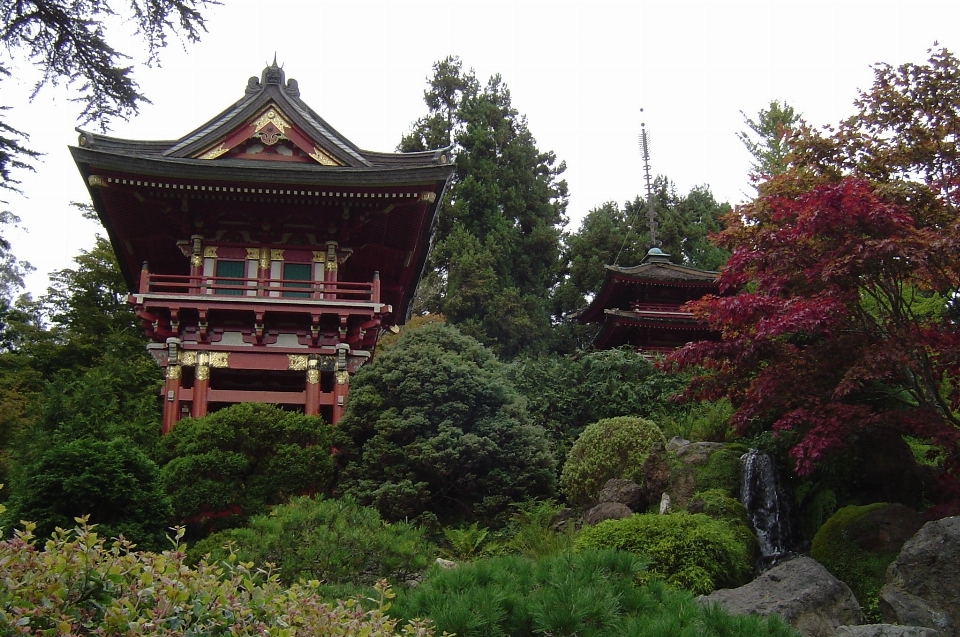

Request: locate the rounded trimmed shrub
(560, 416), (665, 506)
(573, 512), (753, 594)
(189, 494), (435, 588)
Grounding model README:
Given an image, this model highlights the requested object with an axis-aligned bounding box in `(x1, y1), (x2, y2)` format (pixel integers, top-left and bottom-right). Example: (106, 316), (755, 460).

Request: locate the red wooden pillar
(331, 343), (350, 424)
(333, 370), (349, 424)
(324, 242), (338, 300)
(162, 363), (182, 434)
(190, 234), (203, 294)
(305, 357), (320, 416)
(192, 353), (210, 418)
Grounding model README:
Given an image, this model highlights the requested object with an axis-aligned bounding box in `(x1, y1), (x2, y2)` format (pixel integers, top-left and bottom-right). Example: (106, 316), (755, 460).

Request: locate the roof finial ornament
(262, 55), (284, 85)
(638, 111), (658, 250)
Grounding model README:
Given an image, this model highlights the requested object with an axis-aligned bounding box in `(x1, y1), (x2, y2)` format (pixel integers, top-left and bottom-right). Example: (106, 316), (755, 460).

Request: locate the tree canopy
(668, 48), (960, 511)
(0, 0), (214, 192)
(400, 56), (569, 358)
(737, 100), (800, 181)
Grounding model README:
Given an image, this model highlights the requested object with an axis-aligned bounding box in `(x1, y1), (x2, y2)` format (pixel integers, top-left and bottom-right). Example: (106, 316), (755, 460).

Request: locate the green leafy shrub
(811, 503), (897, 622)
(503, 499), (575, 558)
(2, 437), (171, 550)
(560, 416), (665, 506)
(392, 550), (796, 637)
(189, 494), (435, 589)
(0, 520), (439, 636)
(336, 322), (556, 524)
(159, 403), (334, 536)
(574, 512), (753, 594)
(660, 398), (734, 442)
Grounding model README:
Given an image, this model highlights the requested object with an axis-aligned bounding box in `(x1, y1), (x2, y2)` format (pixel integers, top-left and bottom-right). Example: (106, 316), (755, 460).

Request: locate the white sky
(2, 0), (957, 297)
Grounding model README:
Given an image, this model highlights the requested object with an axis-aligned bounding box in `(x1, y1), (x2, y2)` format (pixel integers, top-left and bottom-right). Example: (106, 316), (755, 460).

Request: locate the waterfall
(740, 449), (793, 569)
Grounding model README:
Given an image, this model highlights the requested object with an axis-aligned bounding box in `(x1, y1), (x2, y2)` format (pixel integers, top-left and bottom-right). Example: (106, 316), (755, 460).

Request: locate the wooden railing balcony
(138, 270), (381, 304)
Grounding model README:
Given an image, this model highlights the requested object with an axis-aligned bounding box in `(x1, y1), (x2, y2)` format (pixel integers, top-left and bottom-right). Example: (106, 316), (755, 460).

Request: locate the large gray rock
(700, 556), (861, 637)
(880, 517), (960, 637)
(835, 626), (940, 637)
(582, 502), (632, 526)
(597, 478), (645, 510)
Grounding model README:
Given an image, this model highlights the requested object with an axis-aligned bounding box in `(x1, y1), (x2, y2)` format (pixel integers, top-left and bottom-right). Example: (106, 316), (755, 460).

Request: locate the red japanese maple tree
(667, 48), (960, 502)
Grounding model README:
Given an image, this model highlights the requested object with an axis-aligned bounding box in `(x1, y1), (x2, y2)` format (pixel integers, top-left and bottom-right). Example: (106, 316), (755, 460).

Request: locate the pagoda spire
(639, 115), (658, 249)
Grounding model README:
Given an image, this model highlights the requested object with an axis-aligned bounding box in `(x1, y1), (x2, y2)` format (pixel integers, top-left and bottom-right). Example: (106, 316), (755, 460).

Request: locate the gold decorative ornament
(203, 246), (218, 258)
(190, 254), (202, 268)
(210, 352), (230, 368)
(309, 146), (341, 166)
(312, 251), (326, 262)
(335, 370), (349, 385)
(270, 249), (284, 261)
(287, 354), (309, 371)
(88, 175), (108, 188)
(306, 369), (320, 385)
(246, 248), (261, 260)
(166, 365), (182, 380)
(419, 191), (437, 203)
(319, 356), (336, 371)
(254, 108), (290, 136)
(198, 144), (229, 160)
(179, 351), (198, 366)
(195, 365), (210, 381)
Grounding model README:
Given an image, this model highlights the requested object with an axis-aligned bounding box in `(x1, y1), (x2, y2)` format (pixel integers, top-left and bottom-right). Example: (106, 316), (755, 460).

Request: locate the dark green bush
(574, 512), (753, 594)
(336, 322), (556, 524)
(560, 416), (665, 506)
(188, 494), (435, 589)
(159, 403), (334, 536)
(392, 550), (797, 637)
(2, 437), (171, 550)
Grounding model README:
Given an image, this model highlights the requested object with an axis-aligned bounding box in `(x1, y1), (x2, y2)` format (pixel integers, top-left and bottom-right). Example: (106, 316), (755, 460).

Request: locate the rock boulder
(700, 556), (861, 637)
(879, 517), (960, 637)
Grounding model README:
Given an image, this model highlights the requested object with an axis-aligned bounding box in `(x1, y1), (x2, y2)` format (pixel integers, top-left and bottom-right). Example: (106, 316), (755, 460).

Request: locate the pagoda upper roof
(69, 62), (455, 325)
(575, 248), (719, 324)
(71, 61), (453, 181)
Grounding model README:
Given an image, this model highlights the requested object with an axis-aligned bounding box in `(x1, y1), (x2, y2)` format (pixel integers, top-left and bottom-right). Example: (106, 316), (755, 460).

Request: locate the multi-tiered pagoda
(576, 248), (719, 355)
(71, 62), (454, 431)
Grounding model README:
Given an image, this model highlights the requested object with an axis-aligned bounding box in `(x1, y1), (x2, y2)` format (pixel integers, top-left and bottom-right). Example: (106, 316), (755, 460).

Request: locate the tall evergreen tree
(737, 100), (801, 180)
(400, 57), (569, 358)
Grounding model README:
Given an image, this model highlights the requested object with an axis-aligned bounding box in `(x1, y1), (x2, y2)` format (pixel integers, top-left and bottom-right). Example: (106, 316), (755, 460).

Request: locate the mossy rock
(693, 446), (744, 497)
(812, 503), (921, 623)
(665, 442), (745, 509)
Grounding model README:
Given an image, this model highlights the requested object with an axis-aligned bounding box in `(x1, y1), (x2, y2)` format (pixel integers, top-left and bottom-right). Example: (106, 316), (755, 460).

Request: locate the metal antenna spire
(639, 114), (658, 249)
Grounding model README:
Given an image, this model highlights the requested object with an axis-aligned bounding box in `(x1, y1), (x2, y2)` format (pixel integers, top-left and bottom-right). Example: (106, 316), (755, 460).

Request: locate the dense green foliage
(190, 495), (436, 590)
(811, 503), (896, 622)
(392, 550), (796, 637)
(510, 348), (688, 455)
(336, 322), (555, 524)
(159, 404), (334, 536)
(400, 57), (568, 357)
(2, 437), (171, 550)
(0, 521), (438, 636)
(575, 513), (753, 594)
(560, 416), (665, 506)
